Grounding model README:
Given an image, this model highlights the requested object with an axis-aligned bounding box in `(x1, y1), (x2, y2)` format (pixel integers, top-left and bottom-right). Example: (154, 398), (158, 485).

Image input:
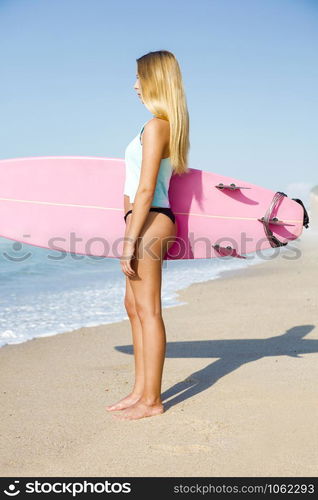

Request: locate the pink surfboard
(0, 156), (309, 260)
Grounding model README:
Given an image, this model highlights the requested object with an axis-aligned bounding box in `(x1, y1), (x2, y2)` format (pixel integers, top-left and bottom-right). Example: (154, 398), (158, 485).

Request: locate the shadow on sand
(115, 324), (316, 410)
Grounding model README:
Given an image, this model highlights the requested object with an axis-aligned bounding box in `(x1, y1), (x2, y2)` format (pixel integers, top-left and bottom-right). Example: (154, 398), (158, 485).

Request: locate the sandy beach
(1, 230), (317, 477)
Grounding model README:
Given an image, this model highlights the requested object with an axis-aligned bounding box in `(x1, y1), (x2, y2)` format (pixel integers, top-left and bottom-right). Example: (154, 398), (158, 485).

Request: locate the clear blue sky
(0, 0), (317, 203)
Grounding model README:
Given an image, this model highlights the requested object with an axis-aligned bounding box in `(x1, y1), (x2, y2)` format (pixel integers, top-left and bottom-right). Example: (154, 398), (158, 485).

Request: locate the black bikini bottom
(124, 206), (176, 224)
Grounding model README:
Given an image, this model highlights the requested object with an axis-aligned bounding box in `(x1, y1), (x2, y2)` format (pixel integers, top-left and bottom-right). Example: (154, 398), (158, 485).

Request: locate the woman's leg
(106, 276), (144, 411)
(113, 211), (177, 420)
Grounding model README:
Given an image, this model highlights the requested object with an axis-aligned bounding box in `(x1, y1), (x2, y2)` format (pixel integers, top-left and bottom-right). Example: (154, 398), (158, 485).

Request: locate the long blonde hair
(136, 50), (190, 175)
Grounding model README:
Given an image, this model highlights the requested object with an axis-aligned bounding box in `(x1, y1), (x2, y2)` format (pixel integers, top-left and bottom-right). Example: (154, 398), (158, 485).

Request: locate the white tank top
(123, 120), (173, 207)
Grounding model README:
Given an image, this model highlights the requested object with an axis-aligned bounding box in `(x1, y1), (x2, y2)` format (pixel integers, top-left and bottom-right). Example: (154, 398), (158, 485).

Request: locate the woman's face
(134, 72), (143, 102)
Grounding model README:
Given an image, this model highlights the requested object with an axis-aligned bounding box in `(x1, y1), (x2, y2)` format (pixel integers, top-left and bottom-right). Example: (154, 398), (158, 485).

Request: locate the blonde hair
(136, 50), (190, 175)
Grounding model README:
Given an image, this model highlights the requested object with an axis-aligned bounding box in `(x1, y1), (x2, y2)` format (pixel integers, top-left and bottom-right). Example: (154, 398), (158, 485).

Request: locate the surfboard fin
(258, 217), (286, 226)
(212, 244), (246, 259)
(215, 182), (251, 191)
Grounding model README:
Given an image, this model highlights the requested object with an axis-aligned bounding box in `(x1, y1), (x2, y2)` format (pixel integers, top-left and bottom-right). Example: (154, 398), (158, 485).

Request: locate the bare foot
(106, 393), (142, 412)
(112, 400), (164, 420)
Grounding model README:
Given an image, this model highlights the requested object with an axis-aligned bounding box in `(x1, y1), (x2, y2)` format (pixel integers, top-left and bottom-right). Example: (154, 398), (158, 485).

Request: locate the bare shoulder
(142, 117), (170, 148)
(144, 117), (169, 134)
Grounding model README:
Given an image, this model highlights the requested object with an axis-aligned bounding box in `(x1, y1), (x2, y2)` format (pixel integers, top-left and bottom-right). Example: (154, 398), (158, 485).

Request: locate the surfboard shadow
(115, 324), (316, 411)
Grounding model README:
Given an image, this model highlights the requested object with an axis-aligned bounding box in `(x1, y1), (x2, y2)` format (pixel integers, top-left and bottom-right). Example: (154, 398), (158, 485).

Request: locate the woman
(106, 50), (190, 420)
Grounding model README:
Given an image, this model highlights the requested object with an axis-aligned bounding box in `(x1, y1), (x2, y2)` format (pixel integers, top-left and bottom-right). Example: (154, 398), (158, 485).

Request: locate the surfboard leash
(260, 191), (289, 248)
(260, 191), (309, 248)
(291, 198), (310, 229)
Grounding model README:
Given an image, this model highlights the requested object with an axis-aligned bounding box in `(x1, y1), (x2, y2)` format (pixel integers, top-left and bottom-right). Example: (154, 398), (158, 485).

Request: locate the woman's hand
(120, 240), (136, 277)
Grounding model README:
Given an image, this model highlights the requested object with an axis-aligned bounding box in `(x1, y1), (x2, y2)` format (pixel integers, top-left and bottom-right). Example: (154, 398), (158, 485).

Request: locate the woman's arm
(123, 195), (133, 244)
(124, 194), (132, 215)
(124, 118), (168, 245)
